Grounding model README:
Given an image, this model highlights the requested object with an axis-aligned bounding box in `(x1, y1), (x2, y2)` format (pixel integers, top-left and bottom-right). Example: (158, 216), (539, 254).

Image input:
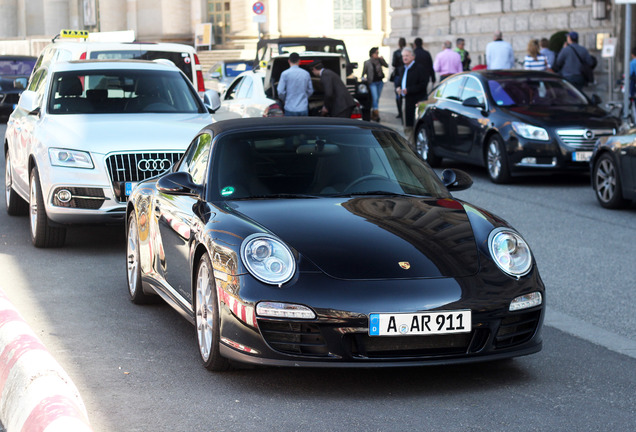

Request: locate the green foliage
(549, 31), (569, 56)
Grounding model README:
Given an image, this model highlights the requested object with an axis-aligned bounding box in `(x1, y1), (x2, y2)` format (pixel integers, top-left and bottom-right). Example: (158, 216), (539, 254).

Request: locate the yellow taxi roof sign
(60, 29), (89, 39)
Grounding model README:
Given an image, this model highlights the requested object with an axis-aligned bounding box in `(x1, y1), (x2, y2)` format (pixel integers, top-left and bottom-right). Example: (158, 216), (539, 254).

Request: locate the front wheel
(486, 135), (511, 184)
(593, 153), (627, 209)
(195, 254), (230, 371)
(415, 125), (442, 167)
(126, 212), (154, 304)
(5, 151), (28, 216)
(29, 167), (66, 248)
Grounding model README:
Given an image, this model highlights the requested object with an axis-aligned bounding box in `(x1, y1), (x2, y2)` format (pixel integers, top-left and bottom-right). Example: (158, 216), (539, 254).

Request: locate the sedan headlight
(49, 148), (94, 169)
(488, 228), (533, 277)
(511, 122), (549, 141)
(241, 234), (296, 285)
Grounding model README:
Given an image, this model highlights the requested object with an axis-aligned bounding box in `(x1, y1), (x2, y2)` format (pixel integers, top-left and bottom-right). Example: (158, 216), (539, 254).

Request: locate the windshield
(48, 69), (205, 114)
(225, 61), (251, 77)
(210, 128), (450, 200)
(89, 50), (194, 83)
(488, 77), (588, 106)
(0, 58), (36, 76)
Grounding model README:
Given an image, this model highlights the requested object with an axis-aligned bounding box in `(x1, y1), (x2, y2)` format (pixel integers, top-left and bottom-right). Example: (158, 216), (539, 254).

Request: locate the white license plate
(572, 151), (592, 162)
(369, 310), (471, 336)
(125, 182), (137, 196)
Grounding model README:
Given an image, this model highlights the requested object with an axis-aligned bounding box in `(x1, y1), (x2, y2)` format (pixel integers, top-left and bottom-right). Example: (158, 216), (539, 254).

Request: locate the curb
(0, 289), (92, 432)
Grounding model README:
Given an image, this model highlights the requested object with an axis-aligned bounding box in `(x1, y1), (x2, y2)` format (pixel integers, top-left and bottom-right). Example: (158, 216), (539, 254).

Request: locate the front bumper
(215, 271), (545, 367)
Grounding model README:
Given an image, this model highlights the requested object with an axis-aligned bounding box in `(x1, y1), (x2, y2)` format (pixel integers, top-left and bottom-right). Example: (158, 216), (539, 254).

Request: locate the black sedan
(0, 55), (37, 121)
(413, 70), (620, 183)
(591, 127), (636, 208)
(126, 118), (545, 370)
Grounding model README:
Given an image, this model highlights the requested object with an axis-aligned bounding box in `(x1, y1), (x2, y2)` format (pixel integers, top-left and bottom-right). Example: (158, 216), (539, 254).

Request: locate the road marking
(546, 308), (636, 359)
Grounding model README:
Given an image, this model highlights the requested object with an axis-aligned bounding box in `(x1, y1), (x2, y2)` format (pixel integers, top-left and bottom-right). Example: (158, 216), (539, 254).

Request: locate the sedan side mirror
(590, 94), (601, 106)
(462, 96), (485, 110)
(157, 172), (203, 197)
(441, 168), (473, 191)
(13, 77), (28, 90)
(17, 90), (40, 114)
(203, 89), (222, 113)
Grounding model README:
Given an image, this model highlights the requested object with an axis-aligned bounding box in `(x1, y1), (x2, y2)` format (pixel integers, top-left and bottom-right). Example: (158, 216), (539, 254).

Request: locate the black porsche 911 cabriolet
(125, 117), (544, 371)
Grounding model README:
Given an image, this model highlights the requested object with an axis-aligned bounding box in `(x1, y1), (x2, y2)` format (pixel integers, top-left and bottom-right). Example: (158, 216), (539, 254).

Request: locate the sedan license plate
(125, 182), (137, 196)
(369, 310), (471, 336)
(572, 151), (592, 162)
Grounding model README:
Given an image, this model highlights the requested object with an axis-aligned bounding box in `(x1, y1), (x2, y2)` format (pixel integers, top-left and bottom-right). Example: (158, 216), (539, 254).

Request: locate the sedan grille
(105, 152), (183, 201)
(556, 128), (615, 150)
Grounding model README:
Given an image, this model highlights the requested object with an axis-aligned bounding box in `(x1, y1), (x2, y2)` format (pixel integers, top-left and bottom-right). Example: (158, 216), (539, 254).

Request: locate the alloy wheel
(595, 158), (617, 203)
(4, 154), (11, 206)
(127, 216), (140, 297)
(29, 174), (39, 237)
(196, 259), (214, 362)
(416, 128), (429, 159)
(487, 141), (502, 180)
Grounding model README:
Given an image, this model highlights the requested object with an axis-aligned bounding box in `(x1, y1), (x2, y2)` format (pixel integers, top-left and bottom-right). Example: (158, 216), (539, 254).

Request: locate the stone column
(43, 0), (69, 35)
(99, 0), (127, 31)
(0, 0), (18, 37)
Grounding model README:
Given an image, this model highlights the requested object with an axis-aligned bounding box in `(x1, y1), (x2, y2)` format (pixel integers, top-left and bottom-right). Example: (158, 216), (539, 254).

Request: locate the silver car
(4, 60), (220, 247)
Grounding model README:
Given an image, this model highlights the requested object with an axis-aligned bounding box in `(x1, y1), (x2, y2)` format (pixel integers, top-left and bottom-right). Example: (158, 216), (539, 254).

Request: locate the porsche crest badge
(399, 261), (410, 269)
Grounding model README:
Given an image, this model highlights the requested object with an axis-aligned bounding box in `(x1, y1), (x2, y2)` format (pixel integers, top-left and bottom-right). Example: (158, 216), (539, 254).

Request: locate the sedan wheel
(29, 167), (66, 248)
(126, 213), (153, 304)
(486, 135), (511, 184)
(593, 153), (627, 209)
(5, 151), (28, 216)
(195, 254), (230, 371)
(415, 126), (441, 167)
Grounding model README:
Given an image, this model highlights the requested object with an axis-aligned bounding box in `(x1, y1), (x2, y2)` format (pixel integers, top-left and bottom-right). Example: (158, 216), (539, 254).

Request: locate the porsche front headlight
(49, 148), (94, 169)
(511, 122), (549, 141)
(488, 228), (533, 277)
(241, 234), (296, 285)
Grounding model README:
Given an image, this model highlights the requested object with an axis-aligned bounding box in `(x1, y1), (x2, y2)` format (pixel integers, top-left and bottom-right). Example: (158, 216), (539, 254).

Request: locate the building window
(207, 1), (230, 45)
(333, 0), (367, 30)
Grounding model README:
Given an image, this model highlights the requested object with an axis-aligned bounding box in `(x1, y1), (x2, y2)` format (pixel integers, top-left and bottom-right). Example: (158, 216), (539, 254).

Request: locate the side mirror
(350, 62), (358, 69)
(210, 71), (221, 80)
(17, 90), (40, 114)
(157, 172), (202, 197)
(203, 89), (222, 113)
(590, 94), (601, 106)
(462, 96), (485, 109)
(441, 168), (473, 191)
(13, 77), (28, 90)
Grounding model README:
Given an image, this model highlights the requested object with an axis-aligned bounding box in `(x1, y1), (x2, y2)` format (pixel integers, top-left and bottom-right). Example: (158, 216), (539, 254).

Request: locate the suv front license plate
(369, 310), (471, 336)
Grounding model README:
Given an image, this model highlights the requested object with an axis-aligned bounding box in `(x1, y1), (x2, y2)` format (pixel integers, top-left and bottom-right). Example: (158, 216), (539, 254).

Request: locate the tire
(415, 125), (442, 167)
(29, 167), (66, 248)
(485, 134), (511, 184)
(126, 212), (154, 304)
(5, 150), (28, 216)
(593, 153), (627, 209)
(195, 254), (230, 371)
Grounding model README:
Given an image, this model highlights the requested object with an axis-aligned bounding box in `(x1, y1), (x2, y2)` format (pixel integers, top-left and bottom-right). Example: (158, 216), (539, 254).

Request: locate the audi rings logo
(584, 130), (595, 140)
(137, 158), (172, 172)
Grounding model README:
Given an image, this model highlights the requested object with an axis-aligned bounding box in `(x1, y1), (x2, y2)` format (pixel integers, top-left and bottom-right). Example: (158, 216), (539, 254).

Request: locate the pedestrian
(454, 38), (471, 71)
(277, 52), (313, 116)
(540, 38), (555, 70)
(394, 46), (429, 137)
(486, 30), (515, 70)
(391, 37), (406, 119)
(553, 31), (596, 91)
(629, 47), (636, 118)
(362, 46), (388, 122)
(523, 39), (549, 71)
(434, 40), (462, 81)
(310, 62), (356, 118)
(413, 37), (436, 89)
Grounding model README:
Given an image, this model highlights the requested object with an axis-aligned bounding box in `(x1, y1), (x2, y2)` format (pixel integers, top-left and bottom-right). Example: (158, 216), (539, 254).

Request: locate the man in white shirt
(277, 52), (313, 116)
(486, 31), (515, 70)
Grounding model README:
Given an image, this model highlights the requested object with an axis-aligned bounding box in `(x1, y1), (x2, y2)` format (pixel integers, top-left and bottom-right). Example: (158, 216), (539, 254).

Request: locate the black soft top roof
(203, 117), (395, 136)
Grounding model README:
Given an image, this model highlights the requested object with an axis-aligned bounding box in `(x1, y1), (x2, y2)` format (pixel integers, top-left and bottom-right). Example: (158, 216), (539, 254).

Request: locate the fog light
(509, 292), (542, 311)
(256, 302), (316, 319)
(520, 157), (537, 165)
(56, 189), (72, 203)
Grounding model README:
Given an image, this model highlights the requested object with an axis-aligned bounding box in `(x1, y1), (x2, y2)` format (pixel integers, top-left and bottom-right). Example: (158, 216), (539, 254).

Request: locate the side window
(460, 77), (485, 105)
(179, 133), (212, 185)
(27, 69), (45, 92)
(224, 76), (244, 100)
(441, 77), (465, 101)
(237, 76), (253, 99)
(434, 82), (446, 99)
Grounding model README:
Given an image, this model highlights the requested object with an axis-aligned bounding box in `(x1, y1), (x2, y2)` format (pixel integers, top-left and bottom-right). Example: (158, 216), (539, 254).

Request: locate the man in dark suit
(413, 37), (435, 89)
(310, 62), (356, 118)
(395, 47), (430, 136)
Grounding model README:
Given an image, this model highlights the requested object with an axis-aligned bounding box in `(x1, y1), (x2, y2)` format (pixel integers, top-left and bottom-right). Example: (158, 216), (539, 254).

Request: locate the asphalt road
(2, 96), (636, 431)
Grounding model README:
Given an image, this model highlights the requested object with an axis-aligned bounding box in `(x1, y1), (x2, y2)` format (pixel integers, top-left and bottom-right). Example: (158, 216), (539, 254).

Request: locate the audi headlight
(49, 148), (94, 169)
(511, 122), (549, 141)
(488, 228), (533, 277)
(357, 83), (369, 94)
(241, 234), (296, 285)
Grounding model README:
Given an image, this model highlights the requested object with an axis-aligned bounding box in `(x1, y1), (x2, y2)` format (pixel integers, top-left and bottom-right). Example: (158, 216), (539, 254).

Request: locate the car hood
(502, 105), (618, 129)
(40, 113), (212, 153)
(231, 197), (480, 280)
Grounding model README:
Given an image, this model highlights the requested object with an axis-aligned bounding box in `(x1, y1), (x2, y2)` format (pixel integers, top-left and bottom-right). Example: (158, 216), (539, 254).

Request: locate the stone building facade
(388, 0), (635, 95)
